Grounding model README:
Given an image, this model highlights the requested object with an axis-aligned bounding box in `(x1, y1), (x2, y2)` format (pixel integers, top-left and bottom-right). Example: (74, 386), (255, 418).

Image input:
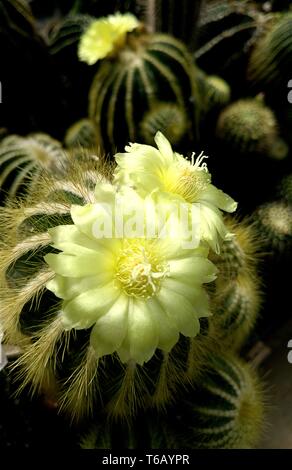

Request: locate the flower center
(115, 241), (168, 298)
(165, 153), (211, 203)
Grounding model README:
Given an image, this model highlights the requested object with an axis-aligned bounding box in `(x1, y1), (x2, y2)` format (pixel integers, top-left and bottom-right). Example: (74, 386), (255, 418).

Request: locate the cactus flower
(78, 13), (140, 65)
(114, 132), (237, 253)
(45, 184), (217, 365)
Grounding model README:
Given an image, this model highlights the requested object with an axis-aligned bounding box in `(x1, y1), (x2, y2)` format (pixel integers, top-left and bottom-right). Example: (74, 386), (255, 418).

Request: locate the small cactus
(64, 118), (101, 149)
(139, 102), (189, 146)
(216, 98), (278, 155)
(205, 75), (231, 111)
(253, 200), (292, 255)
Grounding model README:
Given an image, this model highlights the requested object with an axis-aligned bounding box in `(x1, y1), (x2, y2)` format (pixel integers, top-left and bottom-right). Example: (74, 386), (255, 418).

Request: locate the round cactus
(253, 200), (292, 255)
(139, 103), (189, 146)
(216, 98), (278, 154)
(0, 133), (65, 199)
(64, 118), (101, 149)
(168, 353), (265, 449)
(88, 30), (200, 151)
(0, 153), (218, 423)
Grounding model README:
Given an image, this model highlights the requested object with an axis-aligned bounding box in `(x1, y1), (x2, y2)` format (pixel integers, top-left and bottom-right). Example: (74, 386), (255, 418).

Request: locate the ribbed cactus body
(205, 75), (231, 111)
(212, 218), (260, 281)
(248, 13), (292, 92)
(209, 218), (262, 350)
(216, 99), (278, 155)
(0, 133), (65, 198)
(253, 201), (292, 255)
(49, 15), (93, 56)
(213, 273), (261, 350)
(64, 119), (100, 149)
(89, 32), (200, 152)
(139, 103), (188, 146)
(0, 0), (35, 39)
(195, 0), (258, 82)
(0, 156), (217, 422)
(171, 353), (264, 449)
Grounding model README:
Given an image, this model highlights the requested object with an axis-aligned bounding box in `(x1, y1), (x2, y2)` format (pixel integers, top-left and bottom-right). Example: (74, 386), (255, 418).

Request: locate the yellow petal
(62, 282), (119, 330)
(90, 295), (129, 358)
(117, 299), (158, 365)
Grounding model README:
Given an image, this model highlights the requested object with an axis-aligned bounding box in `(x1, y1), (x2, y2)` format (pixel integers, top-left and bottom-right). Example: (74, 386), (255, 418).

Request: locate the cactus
(139, 103), (189, 146)
(195, 1), (261, 83)
(204, 75), (231, 112)
(247, 12), (292, 93)
(277, 174), (292, 204)
(209, 217), (262, 350)
(64, 118), (101, 149)
(216, 98), (278, 155)
(167, 353), (265, 449)
(0, 152), (218, 423)
(88, 30), (201, 152)
(253, 200), (292, 255)
(0, 133), (65, 199)
(210, 217), (261, 282)
(212, 272), (262, 351)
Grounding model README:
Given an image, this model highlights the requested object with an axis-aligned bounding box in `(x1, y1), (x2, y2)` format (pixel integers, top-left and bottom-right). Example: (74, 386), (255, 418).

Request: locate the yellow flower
(114, 132), (237, 253)
(45, 184), (217, 365)
(78, 13), (140, 65)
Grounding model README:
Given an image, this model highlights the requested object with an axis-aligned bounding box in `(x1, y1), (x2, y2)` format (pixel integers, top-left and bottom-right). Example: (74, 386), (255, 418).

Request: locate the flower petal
(62, 282), (119, 330)
(147, 297), (179, 352)
(154, 131), (174, 163)
(167, 256), (217, 285)
(200, 184), (237, 213)
(90, 295), (128, 358)
(117, 299), (158, 365)
(162, 278), (210, 317)
(46, 273), (112, 300)
(157, 287), (201, 337)
(45, 252), (111, 278)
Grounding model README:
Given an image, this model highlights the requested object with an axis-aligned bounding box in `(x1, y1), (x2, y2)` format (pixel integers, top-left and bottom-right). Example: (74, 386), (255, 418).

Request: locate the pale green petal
(90, 295), (128, 358)
(117, 299), (158, 365)
(48, 225), (111, 254)
(200, 184), (237, 213)
(157, 287), (201, 337)
(200, 203), (230, 253)
(163, 278), (210, 318)
(45, 252), (112, 278)
(71, 203), (112, 240)
(46, 273), (112, 300)
(168, 257), (217, 285)
(94, 182), (117, 204)
(154, 131), (174, 163)
(147, 297), (179, 352)
(62, 282), (119, 330)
